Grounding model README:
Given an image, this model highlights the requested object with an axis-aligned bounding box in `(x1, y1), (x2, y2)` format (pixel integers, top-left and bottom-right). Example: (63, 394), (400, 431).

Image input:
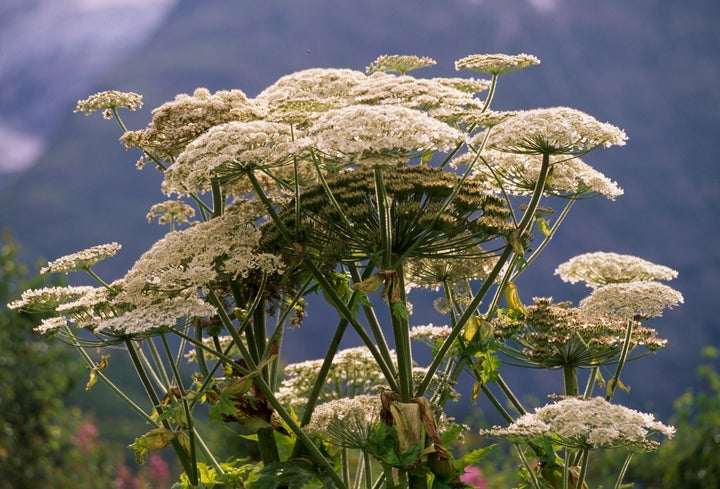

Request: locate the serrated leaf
(458, 445), (495, 466)
(209, 391), (239, 422)
(249, 460), (326, 489)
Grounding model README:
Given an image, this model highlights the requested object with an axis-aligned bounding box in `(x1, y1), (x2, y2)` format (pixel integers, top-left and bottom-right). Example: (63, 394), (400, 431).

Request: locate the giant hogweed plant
(10, 54), (683, 489)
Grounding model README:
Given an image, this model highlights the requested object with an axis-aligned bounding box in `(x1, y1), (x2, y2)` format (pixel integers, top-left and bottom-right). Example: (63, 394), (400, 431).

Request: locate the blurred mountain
(1, 0), (718, 418)
(0, 0), (177, 175)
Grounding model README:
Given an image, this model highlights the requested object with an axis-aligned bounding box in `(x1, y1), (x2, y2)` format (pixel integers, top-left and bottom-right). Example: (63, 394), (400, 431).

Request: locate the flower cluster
(481, 396), (675, 451)
(487, 107), (627, 155)
(40, 243), (122, 274)
(146, 200), (196, 226)
(366, 54), (437, 74)
(74, 90), (143, 118)
(455, 53), (540, 75)
(556, 252), (683, 321)
(494, 297), (667, 369)
(162, 120), (303, 197)
(277, 347), (393, 408)
(304, 394), (381, 435)
(555, 251), (679, 287)
(463, 149), (624, 200)
(118, 88), (265, 161)
(308, 104), (464, 166)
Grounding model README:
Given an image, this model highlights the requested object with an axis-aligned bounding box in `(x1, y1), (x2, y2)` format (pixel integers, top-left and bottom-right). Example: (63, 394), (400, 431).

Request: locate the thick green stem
(563, 365), (579, 397)
(257, 428), (280, 464)
(392, 271), (413, 401)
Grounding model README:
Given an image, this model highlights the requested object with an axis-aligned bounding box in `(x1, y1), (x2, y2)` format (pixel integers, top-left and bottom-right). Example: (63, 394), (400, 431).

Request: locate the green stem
(497, 374), (527, 415)
(614, 452), (633, 489)
(126, 339), (198, 485)
(515, 444), (542, 489)
(147, 337), (172, 388)
(65, 325), (156, 425)
(257, 427), (280, 464)
(481, 74), (499, 113)
(512, 199), (576, 281)
(392, 270), (413, 401)
(305, 260), (400, 392)
(482, 384), (514, 423)
(582, 367), (598, 399)
(298, 318), (349, 426)
(373, 166), (393, 268)
(563, 365), (579, 397)
(416, 246), (513, 396)
(203, 289), (345, 487)
(312, 157), (363, 244)
(574, 449), (590, 489)
(289, 317), (349, 459)
(348, 264), (398, 380)
(606, 320), (635, 401)
(194, 320), (210, 378)
(252, 374), (348, 489)
(342, 448), (350, 489)
(517, 152), (552, 236)
(160, 334), (200, 477)
(363, 452), (373, 489)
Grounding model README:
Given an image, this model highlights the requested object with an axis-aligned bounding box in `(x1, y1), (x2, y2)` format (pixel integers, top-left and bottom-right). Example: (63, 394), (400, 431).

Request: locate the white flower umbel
(481, 396), (674, 451)
(487, 107), (627, 155)
(34, 316), (68, 335)
(146, 200), (196, 226)
(122, 201), (283, 296)
(455, 53), (540, 75)
(120, 87), (265, 160)
(350, 72), (484, 118)
(162, 120), (302, 196)
(257, 68), (367, 107)
(308, 104), (464, 166)
(256, 68), (368, 125)
(579, 281), (684, 321)
(409, 324), (453, 342)
(366, 55), (436, 74)
(75, 90), (143, 118)
(7, 285), (96, 313)
(278, 346), (394, 408)
(40, 243), (121, 274)
(466, 149), (624, 200)
(555, 252), (679, 288)
(304, 394), (380, 435)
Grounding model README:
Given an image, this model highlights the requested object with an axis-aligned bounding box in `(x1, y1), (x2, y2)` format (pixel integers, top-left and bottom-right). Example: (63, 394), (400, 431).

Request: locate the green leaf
(128, 427), (177, 464)
(537, 216), (551, 237)
(457, 445), (495, 467)
(421, 150), (434, 164)
(208, 390), (239, 422)
(249, 460), (328, 489)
